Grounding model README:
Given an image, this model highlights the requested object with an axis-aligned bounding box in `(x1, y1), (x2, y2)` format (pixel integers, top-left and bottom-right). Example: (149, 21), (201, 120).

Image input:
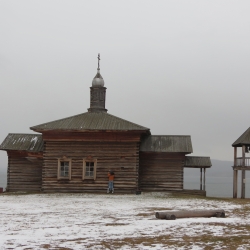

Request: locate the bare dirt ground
(0, 192), (250, 249)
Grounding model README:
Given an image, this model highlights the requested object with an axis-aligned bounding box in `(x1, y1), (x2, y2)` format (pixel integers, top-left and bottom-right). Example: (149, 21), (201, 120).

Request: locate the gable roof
(140, 135), (193, 153)
(30, 112), (149, 132)
(184, 156), (212, 168)
(0, 134), (43, 152)
(232, 127), (250, 147)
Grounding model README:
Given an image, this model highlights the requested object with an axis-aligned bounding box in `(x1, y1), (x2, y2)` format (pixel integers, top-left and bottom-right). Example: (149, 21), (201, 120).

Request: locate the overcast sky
(1, 0), (250, 171)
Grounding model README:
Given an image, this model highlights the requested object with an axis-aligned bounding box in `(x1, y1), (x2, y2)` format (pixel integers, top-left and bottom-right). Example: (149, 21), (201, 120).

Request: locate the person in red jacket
(107, 170), (115, 193)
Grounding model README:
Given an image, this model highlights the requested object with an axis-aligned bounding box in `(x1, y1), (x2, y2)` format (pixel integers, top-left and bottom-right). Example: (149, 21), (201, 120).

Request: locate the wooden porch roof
(140, 135), (193, 153)
(184, 156), (212, 168)
(0, 134), (44, 152)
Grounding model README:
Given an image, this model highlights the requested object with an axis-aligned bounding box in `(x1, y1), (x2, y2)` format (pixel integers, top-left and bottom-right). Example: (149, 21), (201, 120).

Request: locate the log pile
(155, 209), (225, 220)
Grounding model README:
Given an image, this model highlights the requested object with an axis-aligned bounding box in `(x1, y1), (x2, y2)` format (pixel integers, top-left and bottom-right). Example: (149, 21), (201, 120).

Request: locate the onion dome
(92, 69), (105, 87)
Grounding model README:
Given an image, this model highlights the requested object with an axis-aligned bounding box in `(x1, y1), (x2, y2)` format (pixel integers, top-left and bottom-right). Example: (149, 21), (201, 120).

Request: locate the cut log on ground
(155, 209), (225, 220)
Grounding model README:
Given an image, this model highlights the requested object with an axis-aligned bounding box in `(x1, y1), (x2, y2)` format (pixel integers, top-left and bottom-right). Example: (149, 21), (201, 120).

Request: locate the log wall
(43, 141), (139, 193)
(7, 155), (42, 192)
(139, 152), (185, 191)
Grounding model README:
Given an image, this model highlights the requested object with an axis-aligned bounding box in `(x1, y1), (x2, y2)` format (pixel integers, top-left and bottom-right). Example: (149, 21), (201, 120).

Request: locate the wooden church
(0, 56), (212, 195)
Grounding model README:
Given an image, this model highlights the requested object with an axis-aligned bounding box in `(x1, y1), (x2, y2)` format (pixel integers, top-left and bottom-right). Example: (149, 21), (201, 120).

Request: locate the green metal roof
(0, 134), (43, 152)
(232, 127), (250, 147)
(184, 156), (212, 168)
(30, 112), (150, 132)
(140, 135), (193, 153)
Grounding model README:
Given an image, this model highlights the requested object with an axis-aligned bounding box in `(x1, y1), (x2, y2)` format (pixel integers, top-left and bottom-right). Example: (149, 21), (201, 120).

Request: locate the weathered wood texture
(156, 209), (226, 220)
(43, 141), (139, 193)
(42, 131), (142, 142)
(7, 155), (42, 192)
(139, 152), (185, 191)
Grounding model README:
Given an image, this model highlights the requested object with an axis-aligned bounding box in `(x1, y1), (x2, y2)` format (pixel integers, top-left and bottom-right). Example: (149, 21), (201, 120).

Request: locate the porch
(235, 157), (250, 167)
(184, 156), (212, 193)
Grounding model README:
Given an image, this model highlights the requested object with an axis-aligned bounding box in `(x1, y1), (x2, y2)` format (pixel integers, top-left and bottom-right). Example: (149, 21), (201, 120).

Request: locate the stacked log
(139, 152), (185, 191)
(155, 209), (225, 220)
(42, 140), (140, 193)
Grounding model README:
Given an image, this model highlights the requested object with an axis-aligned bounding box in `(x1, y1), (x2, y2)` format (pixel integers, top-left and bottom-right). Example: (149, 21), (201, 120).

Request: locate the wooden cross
(98, 53), (100, 69)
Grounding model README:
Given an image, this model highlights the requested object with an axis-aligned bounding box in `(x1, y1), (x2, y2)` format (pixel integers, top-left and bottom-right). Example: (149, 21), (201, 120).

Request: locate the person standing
(107, 170), (115, 193)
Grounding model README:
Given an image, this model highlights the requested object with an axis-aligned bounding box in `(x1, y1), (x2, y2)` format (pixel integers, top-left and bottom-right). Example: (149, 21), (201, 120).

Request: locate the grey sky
(0, 0), (250, 172)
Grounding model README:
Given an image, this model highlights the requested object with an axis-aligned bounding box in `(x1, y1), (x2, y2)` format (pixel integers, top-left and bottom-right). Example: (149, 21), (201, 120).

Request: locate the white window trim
(82, 158), (97, 180)
(57, 158), (72, 180)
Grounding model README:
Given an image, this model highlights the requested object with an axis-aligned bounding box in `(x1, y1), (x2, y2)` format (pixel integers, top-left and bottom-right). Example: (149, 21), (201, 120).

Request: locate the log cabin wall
(139, 152), (186, 191)
(43, 141), (140, 193)
(7, 154), (42, 192)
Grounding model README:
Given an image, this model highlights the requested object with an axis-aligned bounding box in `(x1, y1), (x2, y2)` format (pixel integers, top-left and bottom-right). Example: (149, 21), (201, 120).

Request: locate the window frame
(57, 158), (72, 180)
(82, 158), (97, 180)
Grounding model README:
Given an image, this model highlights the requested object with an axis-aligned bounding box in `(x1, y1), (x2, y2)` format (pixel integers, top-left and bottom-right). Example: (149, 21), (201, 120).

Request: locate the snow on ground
(0, 192), (248, 249)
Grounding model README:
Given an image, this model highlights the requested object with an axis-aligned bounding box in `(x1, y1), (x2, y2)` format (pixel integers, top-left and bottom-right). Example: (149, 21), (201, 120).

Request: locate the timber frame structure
(0, 57), (212, 195)
(232, 127), (250, 198)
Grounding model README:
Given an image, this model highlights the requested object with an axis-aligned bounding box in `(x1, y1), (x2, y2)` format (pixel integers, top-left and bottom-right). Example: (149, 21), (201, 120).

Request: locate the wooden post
(234, 147), (237, 167)
(233, 170), (238, 198)
(203, 168), (206, 191)
(241, 145), (246, 199)
(200, 168), (202, 190)
(233, 147), (238, 198)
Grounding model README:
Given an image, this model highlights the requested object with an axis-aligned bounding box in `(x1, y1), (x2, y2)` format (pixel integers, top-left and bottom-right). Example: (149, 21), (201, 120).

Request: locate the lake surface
(184, 176), (250, 198)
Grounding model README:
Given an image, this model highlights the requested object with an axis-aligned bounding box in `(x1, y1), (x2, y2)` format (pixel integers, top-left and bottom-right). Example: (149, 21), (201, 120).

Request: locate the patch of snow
(0, 193), (247, 249)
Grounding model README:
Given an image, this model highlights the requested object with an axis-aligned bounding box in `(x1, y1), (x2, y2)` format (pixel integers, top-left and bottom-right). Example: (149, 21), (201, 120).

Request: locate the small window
(83, 159), (97, 180)
(58, 159), (71, 180)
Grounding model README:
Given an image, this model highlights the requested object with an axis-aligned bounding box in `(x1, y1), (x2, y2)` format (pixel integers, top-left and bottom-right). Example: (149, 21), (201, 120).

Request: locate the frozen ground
(0, 192), (249, 249)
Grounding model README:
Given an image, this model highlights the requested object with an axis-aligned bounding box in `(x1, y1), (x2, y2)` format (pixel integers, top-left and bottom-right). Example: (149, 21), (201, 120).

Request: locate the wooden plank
(242, 145), (246, 199)
(139, 152), (185, 191)
(7, 156), (42, 192)
(42, 141), (140, 192)
(43, 131), (142, 142)
(233, 170), (238, 198)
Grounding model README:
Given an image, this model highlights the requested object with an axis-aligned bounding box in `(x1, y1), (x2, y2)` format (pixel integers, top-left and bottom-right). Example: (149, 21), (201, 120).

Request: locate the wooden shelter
(0, 134), (43, 192)
(184, 156), (212, 192)
(0, 56), (212, 195)
(232, 127), (250, 198)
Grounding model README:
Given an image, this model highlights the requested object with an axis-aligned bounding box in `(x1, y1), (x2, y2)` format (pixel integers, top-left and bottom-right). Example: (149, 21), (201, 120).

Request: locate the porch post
(241, 145), (246, 199)
(233, 170), (238, 198)
(233, 147), (238, 198)
(203, 168), (206, 191)
(234, 146), (237, 167)
(200, 168), (202, 190)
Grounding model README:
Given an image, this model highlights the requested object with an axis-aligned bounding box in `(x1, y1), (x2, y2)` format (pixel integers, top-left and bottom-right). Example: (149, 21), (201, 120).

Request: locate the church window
(83, 159), (97, 180)
(58, 159), (71, 180)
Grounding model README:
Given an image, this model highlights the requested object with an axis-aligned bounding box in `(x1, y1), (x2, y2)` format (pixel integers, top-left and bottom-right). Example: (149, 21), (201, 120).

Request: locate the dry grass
(81, 232), (250, 249)
(2, 193), (250, 249)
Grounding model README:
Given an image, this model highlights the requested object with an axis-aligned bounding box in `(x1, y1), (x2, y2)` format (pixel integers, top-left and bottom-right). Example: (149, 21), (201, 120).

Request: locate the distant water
(184, 176), (250, 198)
(0, 175), (6, 190)
(1, 171), (249, 198)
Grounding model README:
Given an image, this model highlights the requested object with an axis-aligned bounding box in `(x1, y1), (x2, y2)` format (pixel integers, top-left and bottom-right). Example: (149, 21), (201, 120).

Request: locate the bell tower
(88, 54), (107, 113)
